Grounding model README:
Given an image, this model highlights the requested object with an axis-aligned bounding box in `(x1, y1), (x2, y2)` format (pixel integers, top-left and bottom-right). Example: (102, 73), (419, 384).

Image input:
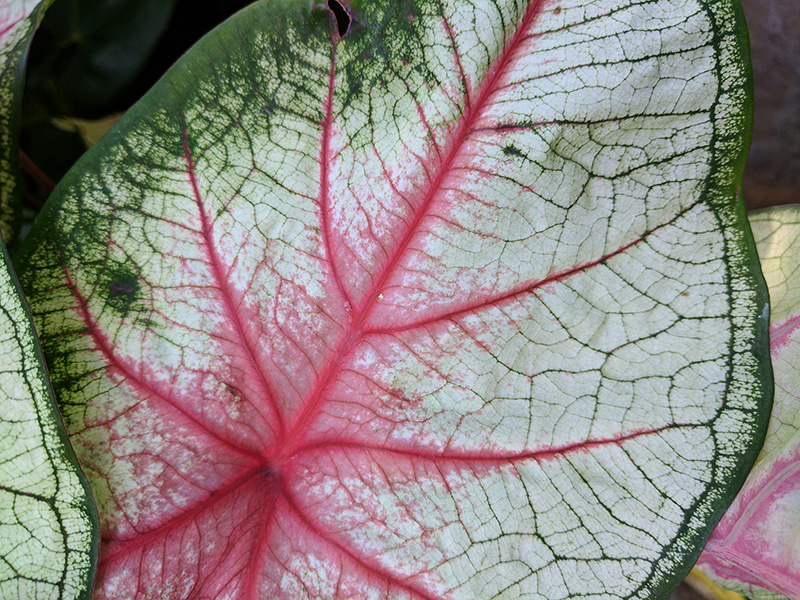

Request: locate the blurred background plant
(15, 0), (251, 238)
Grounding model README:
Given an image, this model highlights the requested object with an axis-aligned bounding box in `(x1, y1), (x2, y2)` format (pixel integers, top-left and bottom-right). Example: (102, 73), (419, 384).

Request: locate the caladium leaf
(0, 0), (48, 242)
(16, 0), (768, 598)
(696, 205), (800, 600)
(0, 240), (97, 599)
(1, 2), (98, 598)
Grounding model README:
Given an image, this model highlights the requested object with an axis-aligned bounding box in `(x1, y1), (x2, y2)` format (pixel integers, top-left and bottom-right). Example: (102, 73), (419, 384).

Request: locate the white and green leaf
(0, 2), (97, 598)
(0, 0), (50, 243)
(0, 241), (97, 599)
(16, 0), (768, 598)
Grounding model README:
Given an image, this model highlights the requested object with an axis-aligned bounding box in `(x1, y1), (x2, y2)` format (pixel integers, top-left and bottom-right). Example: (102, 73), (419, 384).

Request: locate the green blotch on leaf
(503, 144), (525, 159)
(105, 271), (140, 314)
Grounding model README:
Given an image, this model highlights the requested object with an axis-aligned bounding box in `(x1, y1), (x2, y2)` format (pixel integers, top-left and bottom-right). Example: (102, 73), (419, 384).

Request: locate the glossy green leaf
(17, 0), (768, 598)
(696, 205), (800, 600)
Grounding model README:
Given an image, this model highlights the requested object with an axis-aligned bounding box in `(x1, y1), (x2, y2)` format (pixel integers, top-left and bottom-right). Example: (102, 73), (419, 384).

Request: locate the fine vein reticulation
(1, 1), (97, 599)
(16, 0), (768, 599)
(0, 243), (96, 600)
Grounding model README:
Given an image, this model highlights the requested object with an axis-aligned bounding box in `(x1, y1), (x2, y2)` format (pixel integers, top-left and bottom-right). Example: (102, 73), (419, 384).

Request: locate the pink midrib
(279, 0), (550, 459)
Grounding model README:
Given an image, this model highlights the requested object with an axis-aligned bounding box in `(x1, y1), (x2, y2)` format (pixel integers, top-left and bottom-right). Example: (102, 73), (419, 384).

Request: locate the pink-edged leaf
(16, 0), (768, 598)
(697, 205), (800, 600)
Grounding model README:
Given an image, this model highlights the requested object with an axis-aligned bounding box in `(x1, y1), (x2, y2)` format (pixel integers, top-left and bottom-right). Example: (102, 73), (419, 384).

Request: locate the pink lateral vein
(97, 464), (264, 568)
(770, 313), (800, 351)
(182, 129), (286, 443)
(442, 14), (472, 113)
(242, 482), (282, 600)
(366, 230), (646, 336)
(291, 424), (675, 464)
(319, 38), (352, 309)
(281, 489), (439, 600)
(0, 17), (23, 39)
(63, 265), (262, 462)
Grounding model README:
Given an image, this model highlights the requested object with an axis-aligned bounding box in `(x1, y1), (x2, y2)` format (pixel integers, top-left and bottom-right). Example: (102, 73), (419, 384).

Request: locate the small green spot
(106, 272), (140, 314)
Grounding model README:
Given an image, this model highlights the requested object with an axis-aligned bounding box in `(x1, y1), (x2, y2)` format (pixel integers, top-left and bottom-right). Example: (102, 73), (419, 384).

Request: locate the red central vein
(283, 0), (548, 454)
(181, 130), (285, 445)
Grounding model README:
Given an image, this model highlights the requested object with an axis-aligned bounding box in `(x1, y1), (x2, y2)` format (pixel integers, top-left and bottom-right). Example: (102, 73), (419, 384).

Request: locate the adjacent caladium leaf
(0, 1), (98, 598)
(696, 205), (800, 600)
(0, 240), (97, 599)
(16, 0), (769, 598)
(0, 0), (49, 242)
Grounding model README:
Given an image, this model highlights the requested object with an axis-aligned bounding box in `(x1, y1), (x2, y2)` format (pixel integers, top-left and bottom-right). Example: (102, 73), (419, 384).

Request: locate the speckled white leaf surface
(16, 1), (767, 598)
(0, 1), (97, 598)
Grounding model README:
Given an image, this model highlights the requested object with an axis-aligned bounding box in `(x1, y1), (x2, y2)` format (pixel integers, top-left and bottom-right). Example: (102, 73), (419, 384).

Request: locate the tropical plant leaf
(0, 240), (97, 599)
(16, 0), (768, 598)
(0, 0), (49, 243)
(696, 205), (800, 600)
(1, 225), (98, 600)
(1, 2), (98, 598)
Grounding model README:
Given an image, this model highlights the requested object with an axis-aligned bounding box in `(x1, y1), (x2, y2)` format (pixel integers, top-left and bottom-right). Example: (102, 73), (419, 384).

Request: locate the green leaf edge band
(670, 0), (774, 589)
(632, 0), (774, 590)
